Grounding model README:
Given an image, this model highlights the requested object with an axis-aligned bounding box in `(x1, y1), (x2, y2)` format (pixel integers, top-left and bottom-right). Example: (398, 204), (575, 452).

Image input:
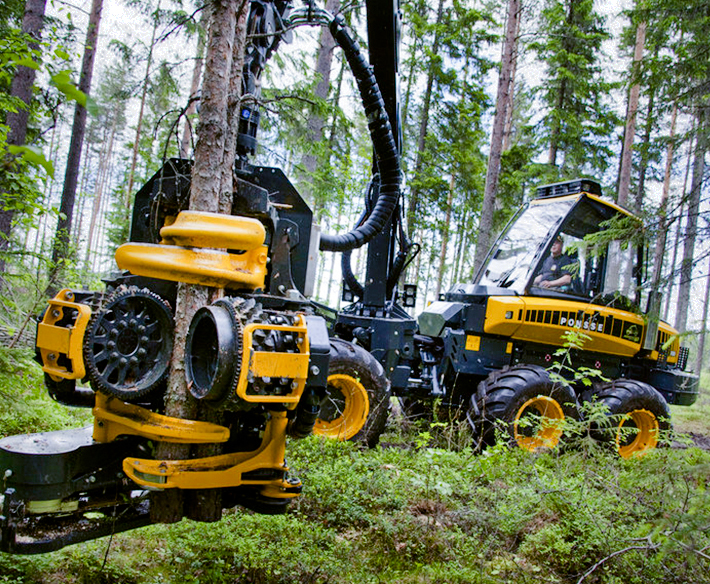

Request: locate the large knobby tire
(313, 339), (390, 447)
(472, 365), (578, 451)
(590, 379), (670, 458)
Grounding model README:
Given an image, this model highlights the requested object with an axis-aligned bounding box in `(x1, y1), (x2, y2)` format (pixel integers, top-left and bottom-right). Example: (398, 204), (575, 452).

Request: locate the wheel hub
(314, 374), (369, 441)
(616, 409), (659, 458)
(513, 396), (565, 451)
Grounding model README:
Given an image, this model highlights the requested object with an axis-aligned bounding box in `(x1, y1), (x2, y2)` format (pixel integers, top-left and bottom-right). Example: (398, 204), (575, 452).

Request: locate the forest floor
(670, 392), (710, 449)
(1, 348), (710, 584)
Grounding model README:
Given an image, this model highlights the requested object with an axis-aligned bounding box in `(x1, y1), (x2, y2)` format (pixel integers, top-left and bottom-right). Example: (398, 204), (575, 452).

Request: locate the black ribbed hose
(319, 15), (401, 252)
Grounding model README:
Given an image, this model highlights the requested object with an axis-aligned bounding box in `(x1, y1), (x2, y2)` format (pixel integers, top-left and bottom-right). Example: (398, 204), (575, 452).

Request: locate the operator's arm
(539, 274), (571, 289)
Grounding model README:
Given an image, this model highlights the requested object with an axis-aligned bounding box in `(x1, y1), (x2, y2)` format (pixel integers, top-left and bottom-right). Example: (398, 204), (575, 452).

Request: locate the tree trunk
(406, 0), (445, 246)
(0, 0), (47, 274)
(49, 0), (103, 287)
(300, 0), (340, 200)
(649, 103), (677, 296)
(617, 20), (646, 209)
(84, 116), (117, 269)
(435, 175), (455, 298)
(474, 0), (520, 274)
(180, 8), (209, 158)
(633, 88), (655, 212)
(125, 0), (161, 208)
(695, 253), (710, 374)
(186, 0), (249, 522)
(152, 0), (242, 525)
(547, 1), (577, 168)
(675, 108), (706, 334)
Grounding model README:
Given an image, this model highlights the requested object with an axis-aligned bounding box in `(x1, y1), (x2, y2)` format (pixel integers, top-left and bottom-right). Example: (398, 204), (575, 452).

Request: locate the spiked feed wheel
(84, 287), (173, 402)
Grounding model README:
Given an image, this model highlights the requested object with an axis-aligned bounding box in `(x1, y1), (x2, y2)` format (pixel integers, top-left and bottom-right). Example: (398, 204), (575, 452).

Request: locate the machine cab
(477, 179), (643, 310)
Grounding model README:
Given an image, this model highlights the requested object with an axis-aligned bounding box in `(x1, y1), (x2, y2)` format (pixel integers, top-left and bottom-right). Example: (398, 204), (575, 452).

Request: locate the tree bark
(125, 0), (160, 205)
(300, 0), (340, 199)
(675, 108), (706, 334)
(649, 103), (677, 297)
(474, 0), (520, 274)
(406, 0), (445, 245)
(435, 174), (455, 298)
(180, 8), (209, 158)
(152, 0), (241, 525)
(49, 0), (103, 286)
(84, 115), (117, 269)
(617, 19), (646, 209)
(695, 253), (710, 374)
(0, 0), (47, 273)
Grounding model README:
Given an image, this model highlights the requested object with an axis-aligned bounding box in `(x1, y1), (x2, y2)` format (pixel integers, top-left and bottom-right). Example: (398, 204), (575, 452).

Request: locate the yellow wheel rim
(616, 409), (659, 459)
(313, 374), (370, 440)
(513, 396), (565, 451)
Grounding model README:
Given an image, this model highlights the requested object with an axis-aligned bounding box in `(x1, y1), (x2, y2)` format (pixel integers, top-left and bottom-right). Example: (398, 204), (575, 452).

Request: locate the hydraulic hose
(341, 249), (364, 298)
(290, 8), (401, 253)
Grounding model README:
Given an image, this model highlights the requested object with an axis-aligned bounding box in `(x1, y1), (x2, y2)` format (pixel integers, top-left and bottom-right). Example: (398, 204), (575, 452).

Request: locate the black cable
(318, 15), (401, 252)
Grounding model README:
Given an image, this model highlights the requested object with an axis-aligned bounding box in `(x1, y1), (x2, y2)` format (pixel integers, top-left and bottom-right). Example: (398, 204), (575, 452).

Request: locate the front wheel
(471, 365), (578, 451)
(313, 339), (390, 447)
(589, 379), (670, 458)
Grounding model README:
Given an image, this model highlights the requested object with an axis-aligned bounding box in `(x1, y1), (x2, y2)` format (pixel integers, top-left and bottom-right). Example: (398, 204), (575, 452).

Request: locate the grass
(1, 351), (710, 584)
(669, 371), (710, 437)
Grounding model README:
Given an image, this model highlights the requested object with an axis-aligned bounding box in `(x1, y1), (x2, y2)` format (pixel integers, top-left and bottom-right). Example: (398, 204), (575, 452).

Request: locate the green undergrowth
(0, 347), (92, 438)
(1, 353), (709, 583)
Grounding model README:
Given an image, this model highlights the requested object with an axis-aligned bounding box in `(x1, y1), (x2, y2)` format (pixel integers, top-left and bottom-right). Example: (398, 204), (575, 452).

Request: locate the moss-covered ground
(1, 348), (709, 584)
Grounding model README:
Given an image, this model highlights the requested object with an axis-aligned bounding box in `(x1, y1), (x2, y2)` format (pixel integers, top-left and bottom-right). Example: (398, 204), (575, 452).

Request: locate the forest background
(2, 2), (710, 583)
(2, 0), (710, 371)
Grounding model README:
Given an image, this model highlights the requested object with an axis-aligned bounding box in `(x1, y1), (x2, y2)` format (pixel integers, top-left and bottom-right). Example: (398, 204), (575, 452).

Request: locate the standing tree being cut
(152, 0), (248, 524)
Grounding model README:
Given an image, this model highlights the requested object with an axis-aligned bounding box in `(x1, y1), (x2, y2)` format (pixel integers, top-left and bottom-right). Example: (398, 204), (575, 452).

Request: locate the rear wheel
(589, 379), (670, 458)
(472, 365), (578, 451)
(313, 339), (390, 447)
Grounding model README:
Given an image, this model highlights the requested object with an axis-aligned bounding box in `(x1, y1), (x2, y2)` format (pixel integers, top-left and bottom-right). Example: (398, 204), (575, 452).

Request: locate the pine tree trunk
(694, 253), (710, 374)
(502, 8), (521, 153)
(186, 0), (249, 522)
(406, 0), (445, 247)
(180, 9), (209, 158)
(547, 1), (577, 168)
(675, 108), (706, 333)
(300, 0), (340, 200)
(664, 132), (695, 320)
(633, 88), (655, 211)
(85, 116), (117, 268)
(649, 103), (677, 295)
(474, 0), (520, 274)
(125, 0), (160, 208)
(617, 20), (646, 209)
(49, 0), (103, 288)
(0, 0), (48, 274)
(435, 175), (455, 299)
(152, 0), (242, 525)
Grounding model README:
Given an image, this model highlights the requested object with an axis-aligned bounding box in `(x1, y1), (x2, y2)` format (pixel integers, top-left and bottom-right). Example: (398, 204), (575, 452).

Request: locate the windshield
(478, 199), (574, 292)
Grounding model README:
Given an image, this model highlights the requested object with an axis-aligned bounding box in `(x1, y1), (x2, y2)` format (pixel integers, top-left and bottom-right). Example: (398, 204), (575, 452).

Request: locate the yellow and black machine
(0, 0), (699, 556)
(1, 0), (395, 553)
(412, 178), (698, 456)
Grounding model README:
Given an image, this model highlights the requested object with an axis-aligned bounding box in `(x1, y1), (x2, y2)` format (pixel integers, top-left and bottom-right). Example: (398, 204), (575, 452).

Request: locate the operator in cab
(534, 235), (580, 290)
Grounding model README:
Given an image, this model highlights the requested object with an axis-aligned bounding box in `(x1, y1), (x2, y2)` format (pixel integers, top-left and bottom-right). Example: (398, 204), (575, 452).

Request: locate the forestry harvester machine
(0, 0), (405, 554)
(1, 0), (699, 556)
